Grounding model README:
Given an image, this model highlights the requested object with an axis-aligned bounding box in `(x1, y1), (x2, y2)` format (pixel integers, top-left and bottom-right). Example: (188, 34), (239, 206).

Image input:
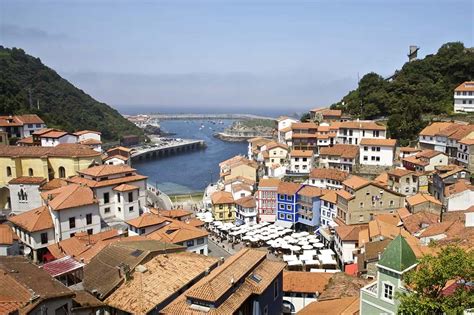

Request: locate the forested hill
(0, 46), (144, 142)
(330, 42), (474, 145)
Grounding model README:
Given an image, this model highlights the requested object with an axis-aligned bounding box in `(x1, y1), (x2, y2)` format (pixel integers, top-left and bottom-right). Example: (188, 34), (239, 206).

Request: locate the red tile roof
(8, 205), (53, 232)
(310, 168), (350, 182)
(41, 184), (97, 211)
(78, 164), (136, 177)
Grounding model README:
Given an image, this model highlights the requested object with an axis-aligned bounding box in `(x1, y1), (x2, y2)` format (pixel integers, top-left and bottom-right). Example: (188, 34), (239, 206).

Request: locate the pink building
(256, 178), (281, 223)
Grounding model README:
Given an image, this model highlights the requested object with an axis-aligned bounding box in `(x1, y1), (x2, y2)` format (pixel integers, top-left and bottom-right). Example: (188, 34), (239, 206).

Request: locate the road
(207, 238), (232, 259)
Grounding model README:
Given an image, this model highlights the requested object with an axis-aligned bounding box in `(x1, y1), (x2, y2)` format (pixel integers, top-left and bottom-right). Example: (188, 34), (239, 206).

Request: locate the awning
(275, 220), (293, 228)
(42, 256), (85, 277)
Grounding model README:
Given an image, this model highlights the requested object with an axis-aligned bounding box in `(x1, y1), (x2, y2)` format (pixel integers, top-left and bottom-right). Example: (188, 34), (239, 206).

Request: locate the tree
(300, 112), (311, 122)
(397, 245), (474, 314)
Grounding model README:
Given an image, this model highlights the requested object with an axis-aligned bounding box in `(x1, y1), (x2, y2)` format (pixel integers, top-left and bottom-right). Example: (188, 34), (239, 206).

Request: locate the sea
(132, 119), (248, 195)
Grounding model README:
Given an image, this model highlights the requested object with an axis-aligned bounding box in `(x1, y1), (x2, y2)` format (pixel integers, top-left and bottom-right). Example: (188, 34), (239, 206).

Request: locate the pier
(131, 139), (205, 162)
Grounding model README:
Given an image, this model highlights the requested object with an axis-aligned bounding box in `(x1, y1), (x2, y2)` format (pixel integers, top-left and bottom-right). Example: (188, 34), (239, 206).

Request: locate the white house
(8, 177), (46, 214)
(334, 225), (364, 266)
(8, 205), (56, 262)
(289, 150), (313, 174)
(319, 144), (359, 172)
(67, 165), (147, 225)
(0, 114), (46, 139)
(231, 183), (253, 200)
(277, 117), (298, 143)
(454, 81), (474, 113)
(36, 129), (77, 147)
(359, 138), (396, 166)
(103, 155), (129, 165)
(126, 212), (172, 236)
(146, 219), (209, 255)
(40, 184), (101, 241)
(320, 191), (338, 228)
(307, 168), (349, 190)
(445, 184), (474, 211)
(337, 121), (386, 145)
(235, 195), (257, 225)
(74, 130), (102, 152)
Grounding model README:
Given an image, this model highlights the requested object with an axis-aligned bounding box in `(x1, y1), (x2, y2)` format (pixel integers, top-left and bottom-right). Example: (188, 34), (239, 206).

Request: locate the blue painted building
(276, 182), (303, 227)
(296, 185), (326, 233)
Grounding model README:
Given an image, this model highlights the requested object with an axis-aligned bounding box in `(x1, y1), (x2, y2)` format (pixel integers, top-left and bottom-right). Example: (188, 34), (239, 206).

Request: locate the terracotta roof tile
(321, 190), (338, 203)
(419, 122), (456, 136)
(15, 114), (45, 124)
(150, 208), (192, 219)
(211, 191), (234, 204)
(454, 81), (474, 92)
(360, 138), (396, 146)
(290, 150), (313, 157)
(374, 172), (389, 186)
(8, 176), (46, 185)
(235, 195), (256, 208)
(406, 193), (442, 207)
(40, 130), (69, 138)
(283, 271), (332, 293)
(277, 182), (301, 195)
(8, 205), (53, 232)
(335, 225), (367, 241)
(0, 143), (101, 158)
(387, 168), (414, 178)
(339, 121), (386, 130)
(68, 174), (147, 188)
(320, 144), (359, 159)
(78, 165), (136, 177)
(336, 190), (354, 200)
(342, 175), (370, 190)
(146, 219), (209, 244)
(401, 211), (440, 234)
(73, 130), (102, 136)
(40, 184), (97, 211)
(0, 224), (18, 245)
(400, 147), (421, 153)
(258, 178), (281, 188)
(126, 213), (171, 228)
(40, 178), (68, 191)
(298, 186), (328, 197)
(298, 296), (359, 315)
(113, 183), (139, 192)
(444, 180), (474, 197)
(104, 252), (219, 314)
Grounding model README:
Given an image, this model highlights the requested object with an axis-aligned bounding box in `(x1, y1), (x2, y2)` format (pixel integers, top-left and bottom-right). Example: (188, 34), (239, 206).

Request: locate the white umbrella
(313, 243), (324, 248)
(307, 234), (317, 239)
(281, 243), (292, 250)
(283, 236), (292, 241)
(271, 243), (281, 248)
(302, 244), (313, 250)
(268, 233), (280, 239)
(298, 240), (310, 246)
(290, 232), (300, 238)
(283, 228), (293, 233)
(288, 260), (303, 267)
(286, 237), (297, 244)
(290, 245), (301, 252)
(299, 231), (310, 237)
(246, 231), (257, 236)
(309, 238), (321, 244)
(266, 240), (275, 246)
(242, 235), (252, 241)
(250, 237), (260, 243)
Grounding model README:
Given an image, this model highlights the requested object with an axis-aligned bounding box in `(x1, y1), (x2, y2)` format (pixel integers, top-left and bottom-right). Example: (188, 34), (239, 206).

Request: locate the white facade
(75, 131), (101, 143)
(96, 185), (144, 222)
(50, 204), (101, 241)
(334, 235), (357, 265)
(290, 155), (313, 174)
(359, 145), (395, 166)
(8, 183), (43, 214)
(128, 221), (170, 236)
(104, 157), (127, 165)
(283, 294), (316, 314)
(320, 200), (337, 228)
(318, 156), (356, 172)
(21, 122), (46, 138)
(307, 178), (343, 190)
(236, 205), (257, 225)
(181, 237), (208, 255)
(13, 226), (55, 251)
(337, 127), (386, 145)
(278, 118), (298, 143)
(454, 84), (474, 112)
(40, 134), (77, 147)
(231, 187), (252, 200)
(446, 189), (474, 211)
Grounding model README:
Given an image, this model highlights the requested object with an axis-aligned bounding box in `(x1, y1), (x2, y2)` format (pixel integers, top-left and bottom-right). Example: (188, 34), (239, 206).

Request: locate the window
(128, 192), (133, 202)
(383, 283), (394, 300)
(359, 214), (364, 222)
(197, 238), (204, 245)
(279, 204), (284, 209)
(286, 214), (292, 220)
(274, 278), (279, 299)
(219, 213), (223, 218)
(263, 305), (268, 315)
(129, 206), (134, 212)
(58, 166), (66, 178)
(117, 193), (121, 202)
(6, 166), (11, 177)
(103, 192), (110, 204)
(86, 213), (92, 225)
(376, 157), (380, 161)
(359, 202), (364, 208)
(87, 228), (93, 235)
(389, 200), (394, 206)
(363, 156), (368, 161)
(104, 207), (111, 213)
(69, 217), (76, 229)
(364, 146), (368, 151)
(187, 240), (194, 247)
(286, 205), (291, 210)
(118, 207), (121, 212)
(140, 228), (146, 234)
(28, 168), (34, 176)
(279, 213), (284, 219)
(41, 232), (48, 244)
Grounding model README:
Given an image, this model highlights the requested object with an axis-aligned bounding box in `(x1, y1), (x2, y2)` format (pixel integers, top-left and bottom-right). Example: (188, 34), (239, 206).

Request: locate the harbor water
(133, 119), (247, 195)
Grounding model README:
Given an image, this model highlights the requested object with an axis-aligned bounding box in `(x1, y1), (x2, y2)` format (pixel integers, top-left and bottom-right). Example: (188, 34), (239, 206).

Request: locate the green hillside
(0, 46), (144, 142)
(331, 42), (474, 145)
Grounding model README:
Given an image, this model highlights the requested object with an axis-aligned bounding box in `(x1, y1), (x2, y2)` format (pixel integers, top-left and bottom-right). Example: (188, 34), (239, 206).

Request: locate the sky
(1, 0), (473, 115)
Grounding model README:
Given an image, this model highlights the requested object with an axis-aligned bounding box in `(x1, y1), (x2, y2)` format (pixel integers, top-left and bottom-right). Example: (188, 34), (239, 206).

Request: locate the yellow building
(219, 156), (258, 183)
(211, 191), (236, 222)
(0, 144), (101, 209)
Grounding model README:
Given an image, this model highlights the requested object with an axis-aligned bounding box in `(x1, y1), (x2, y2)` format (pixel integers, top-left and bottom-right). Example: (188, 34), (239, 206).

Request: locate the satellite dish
(23, 247), (32, 256)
